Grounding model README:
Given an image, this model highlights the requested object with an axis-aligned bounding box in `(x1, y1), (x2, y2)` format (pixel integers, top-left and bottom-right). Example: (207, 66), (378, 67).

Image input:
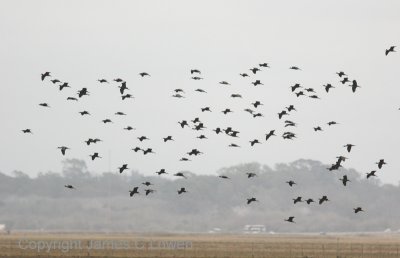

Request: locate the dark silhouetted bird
(64, 184), (75, 189)
(90, 152), (101, 161)
(339, 175), (350, 186)
(219, 81), (230, 85)
(327, 121), (338, 126)
(22, 129), (32, 134)
(295, 91), (305, 97)
(314, 126), (323, 132)
(77, 88), (89, 98)
(58, 146), (69, 156)
(174, 172), (187, 179)
(286, 180), (296, 187)
(39, 103), (50, 108)
(192, 76), (203, 80)
(231, 94), (242, 98)
(289, 66), (301, 70)
(51, 79), (60, 84)
(344, 144), (355, 153)
(201, 107), (211, 112)
(246, 172), (257, 178)
(178, 120), (189, 128)
(156, 169), (168, 175)
(139, 72), (150, 77)
(252, 101), (263, 108)
(143, 148), (155, 155)
(102, 119), (112, 124)
(249, 67), (260, 74)
(129, 187), (139, 197)
(132, 147), (142, 152)
(336, 71), (346, 77)
(79, 111), (90, 116)
(67, 97), (78, 101)
(247, 197), (258, 204)
(228, 143), (240, 147)
(259, 63), (269, 68)
(122, 94), (134, 100)
(59, 82), (70, 91)
(124, 126), (135, 131)
(222, 108), (233, 115)
(98, 79), (109, 83)
(306, 198), (314, 205)
(278, 110), (288, 119)
(191, 69), (201, 74)
(163, 136), (174, 142)
(323, 84), (335, 93)
(319, 195), (329, 205)
(180, 157), (191, 161)
(119, 164), (129, 174)
(138, 136), (149, 142)
(286, 105), (296, 112)
(145, 189), (156, 196)
(290, 83), (301, 92)
(265, 130), (276, 141)
(293, 196), (302, 204)
(354, 207), (364, 213)
(41, 72), (51, 81)
(219, 175), (230, 179)
(177, 187), (187, 194)
(113, 78), (123, 82)
(341, 77), (350, 84)
(349, 80), (360, 93)
(142, 182), (153, 186)
(252, 80), (263, 86)
(240, 73), (249, 77)
(195, 88), (207, 93)
(249, 139), (260, 146)
(376, 159), (386, 169)
(385, 46), (396, 56)
(285, 216), (295, 223)
(366, 170), (377, 179)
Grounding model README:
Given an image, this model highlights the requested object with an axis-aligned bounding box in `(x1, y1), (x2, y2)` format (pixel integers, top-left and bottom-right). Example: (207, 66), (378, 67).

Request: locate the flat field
(0, 232), (399, 258)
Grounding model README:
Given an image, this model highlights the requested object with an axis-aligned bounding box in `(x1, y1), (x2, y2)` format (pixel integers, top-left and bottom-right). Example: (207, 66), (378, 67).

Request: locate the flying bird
(57, 146), (69, 156)
(41, 72), (51, 81)
(385, 46), (396, 56)
(285, 216), (295, 223)
(376, 159), (386, 169)
(119, 164), (129, 174)
(129, 187), (139, 197)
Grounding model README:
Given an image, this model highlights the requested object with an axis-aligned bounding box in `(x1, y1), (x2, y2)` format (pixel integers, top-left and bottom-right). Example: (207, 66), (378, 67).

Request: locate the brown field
(0, 232), (400, 258)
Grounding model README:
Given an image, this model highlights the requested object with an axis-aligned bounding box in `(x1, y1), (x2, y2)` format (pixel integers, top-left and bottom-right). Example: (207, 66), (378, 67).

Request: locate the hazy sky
(1, 0), (399, 184)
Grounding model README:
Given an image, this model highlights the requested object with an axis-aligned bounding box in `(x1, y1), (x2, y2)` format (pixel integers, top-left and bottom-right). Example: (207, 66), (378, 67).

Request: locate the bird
(385, 46), (396, 56)
(113, 78), (124, 82)
(156, 169), (168, 175)
(119, 82), (129, 94)
(309, 95), (320, 99)
(138, 136), (149, 142)
(142, 148), (155, 155)
(323, 84), (335, 93)
(41, 72), (51, 81)
(64, 184), (75, 189)
(305, 198), (314, 205)
(286, 180), (296, 187)
(77, 88), (89, 98)
(187, 149), (203, 156)
(252, 101), (263, 108)
(314, 126), (323, 132)
(213, 128), (222, 134)
(240, 73), (249, 77)
(139, 72), (150, 77)
(289, 66), (301, 70)
(343, 144), (355, 153)
(376, 159), (387, 169)
(57, 146), (69, 156)
(265, 130), (276, 141)
(354, 207), (364, 213)
(305, 88), (315, 93)
(102, 119), (112, 124)
(222, 108), (233, 115)
(336, 71), (346, 77)
(251, 80), (263, 86)
(366, 170), (377, 179)
(124, 126), (135, 131)
(249, 139), (260, 146)
(252, 112), (263, 118)
(341, 77), (350, 84)
(129, 187), (139, 197)
(278, 110), (288, 119)
(89, 152), (102, 161)
(163, 136), (174, 142)
(122, 94), (134, 100)
(172, 94), (185, 98)
(228, 143), (240, 147)
(219, 175), (230, 179)
(259, 63), (270, 68)
(249, 67), (260, 74)
(290, 83), (302, 92)
(295, 91), (305, 97)
(231, 94), (242, 98)
(339, 175), (350, 186)
(79, 111), (90, 116)
(145, 189), (156, 196)
(246, 172), (257, 178)
(51, 79), (60, 84)
(179, 157), (191, 161)
(67, 97), (78, 101)
(191, 76), (203, 80)
(98, 79), (109, 83)
(293, 197), (302, 204)
(142, 182), (153, 186)
(327, 121), (338, 126)
(201, 107), (211, 112)
(59, 83), (70, 91)
(174, 172), (187, 179)
(319, 196), (329, 205)
(191, 69), (201, 74)
(197, 134), (207, 139)
(286, 105), (296, 112)
(39, 103), (50, 108)
(132, 147), (142, 152)
(285, 216), (295, 223)
(177, 187), (187, 194)
(219, 81), (230, 85)
(195, 88), (207, 93)
(119, 164), (129, 174)
(178, 120), (189, 128)
(247, 197), (258, 204)
(22, 129), (33, 134)
(349, 80), (360, 93)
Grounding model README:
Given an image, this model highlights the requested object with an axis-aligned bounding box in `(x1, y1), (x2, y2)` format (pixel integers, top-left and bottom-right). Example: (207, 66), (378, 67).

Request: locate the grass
(0, 232), (399, 257)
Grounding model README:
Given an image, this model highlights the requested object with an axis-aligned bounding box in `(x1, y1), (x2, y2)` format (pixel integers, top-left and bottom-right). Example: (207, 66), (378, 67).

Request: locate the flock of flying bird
(22, 46), (397, 224)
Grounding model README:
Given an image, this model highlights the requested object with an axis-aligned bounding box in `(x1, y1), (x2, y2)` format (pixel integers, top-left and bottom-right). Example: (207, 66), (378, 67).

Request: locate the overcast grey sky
(1, 0), (399, 184)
